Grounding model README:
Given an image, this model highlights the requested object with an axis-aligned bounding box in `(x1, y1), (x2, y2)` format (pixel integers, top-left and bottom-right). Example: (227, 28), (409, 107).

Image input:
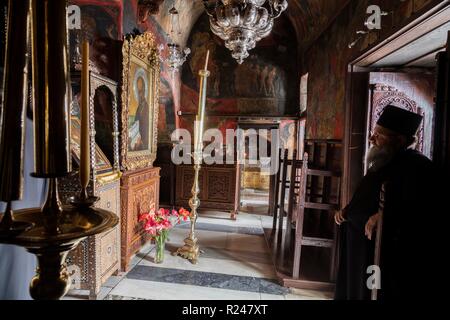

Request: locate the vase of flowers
(154, 233), (165, 264)
(139, 207), (190, 263)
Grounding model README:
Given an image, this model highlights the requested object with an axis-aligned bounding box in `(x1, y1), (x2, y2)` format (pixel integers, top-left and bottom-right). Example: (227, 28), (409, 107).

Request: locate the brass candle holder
(0, 0), (34, 237)
(0, 0), (118, 300)
(1, 180), (118, 300)
(173, 51), (210, 264)
(0, 201), (34, 238)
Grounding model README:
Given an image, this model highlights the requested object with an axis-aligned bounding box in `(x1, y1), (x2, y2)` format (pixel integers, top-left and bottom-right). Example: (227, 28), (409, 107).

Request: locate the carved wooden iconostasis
(60, 68), (122, 299)
(176, 164), (237, 213)
(120, 32), (161, 272)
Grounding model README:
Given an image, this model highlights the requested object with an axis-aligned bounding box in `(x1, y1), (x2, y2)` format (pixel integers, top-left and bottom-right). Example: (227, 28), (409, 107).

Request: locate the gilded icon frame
(121, 32), (160, 171)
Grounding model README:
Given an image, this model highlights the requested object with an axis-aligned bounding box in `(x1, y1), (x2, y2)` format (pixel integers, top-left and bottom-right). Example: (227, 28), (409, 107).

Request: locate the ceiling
(153, 0), (350, 52)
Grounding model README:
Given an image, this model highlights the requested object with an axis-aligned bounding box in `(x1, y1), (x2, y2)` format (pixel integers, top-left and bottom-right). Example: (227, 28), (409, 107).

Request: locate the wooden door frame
(342, 1), (450, 206)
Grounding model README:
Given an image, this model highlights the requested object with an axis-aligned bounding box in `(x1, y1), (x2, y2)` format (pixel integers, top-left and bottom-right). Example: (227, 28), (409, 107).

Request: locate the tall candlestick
(174, 50), (210, 264)
(0, 0), (30, 201)
(32, 0), (71, 177)
(0, 0), (34, 234)
(80, 40), (90, 195)
(194, 50), (210, 154)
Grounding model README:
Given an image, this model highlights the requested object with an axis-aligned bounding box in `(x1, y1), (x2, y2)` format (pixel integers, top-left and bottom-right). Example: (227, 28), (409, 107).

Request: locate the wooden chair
(267, 140), (342, 290)
(271, 149), (290, 232)
(292, 152), (341, 281)
(268, 149), (298, 268)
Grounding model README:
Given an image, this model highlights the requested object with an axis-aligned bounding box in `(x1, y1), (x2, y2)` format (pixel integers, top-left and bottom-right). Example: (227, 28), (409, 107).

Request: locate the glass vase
(155, 236), (165, 264)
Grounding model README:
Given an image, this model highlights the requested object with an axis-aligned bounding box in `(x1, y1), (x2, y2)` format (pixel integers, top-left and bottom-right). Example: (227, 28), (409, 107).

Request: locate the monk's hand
(365, 213), (380, 240)
(334, 210), (346, 225)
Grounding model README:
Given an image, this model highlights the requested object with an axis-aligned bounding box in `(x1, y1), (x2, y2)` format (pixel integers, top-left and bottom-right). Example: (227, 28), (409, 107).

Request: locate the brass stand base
(172, 236), (200, 264)
(0, 221), (34, 239)
(0, 205), (118, 300)
(0, 202), (34, 238)
(28, 243), (78, 300)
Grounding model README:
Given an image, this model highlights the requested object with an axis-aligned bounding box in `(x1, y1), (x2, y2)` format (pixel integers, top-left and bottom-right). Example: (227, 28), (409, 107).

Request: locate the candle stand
(173, 53), (210, 264)
(0, 177), (118, 300)
(0, 0), (118, 300)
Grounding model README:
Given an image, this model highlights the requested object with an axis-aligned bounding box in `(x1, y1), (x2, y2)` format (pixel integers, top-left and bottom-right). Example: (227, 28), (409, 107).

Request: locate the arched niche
(89, 73), (120, 173)
(93, 85), (115, 164)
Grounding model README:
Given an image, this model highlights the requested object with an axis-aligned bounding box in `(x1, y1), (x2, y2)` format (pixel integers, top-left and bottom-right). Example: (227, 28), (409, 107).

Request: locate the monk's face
(369, 125), (401, 149)
(366, 125), (409, 171)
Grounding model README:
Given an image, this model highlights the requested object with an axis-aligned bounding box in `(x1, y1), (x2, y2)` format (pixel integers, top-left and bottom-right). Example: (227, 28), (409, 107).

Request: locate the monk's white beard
(366, 145), (394, 172)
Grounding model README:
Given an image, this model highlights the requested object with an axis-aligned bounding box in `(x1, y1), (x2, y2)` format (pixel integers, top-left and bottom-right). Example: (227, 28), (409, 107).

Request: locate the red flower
(178, 208), (190, 222)
(139, 207), (188, 240)
(138, 213), (150, 222)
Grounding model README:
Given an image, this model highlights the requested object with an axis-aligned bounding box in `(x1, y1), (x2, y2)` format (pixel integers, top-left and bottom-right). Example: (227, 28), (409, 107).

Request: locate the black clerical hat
(377, 105), (423, 137)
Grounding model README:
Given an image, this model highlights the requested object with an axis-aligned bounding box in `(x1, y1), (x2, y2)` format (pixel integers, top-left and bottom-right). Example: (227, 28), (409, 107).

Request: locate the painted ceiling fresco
(152, 0), (350, 52)
(288, 0), (350, 50)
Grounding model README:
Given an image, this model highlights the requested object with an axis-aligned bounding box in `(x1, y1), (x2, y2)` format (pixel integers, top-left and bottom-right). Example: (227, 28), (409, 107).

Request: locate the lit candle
(194, 50), (210, 153)
(204, 50), (210, 71)
(80, 40), (90, 191)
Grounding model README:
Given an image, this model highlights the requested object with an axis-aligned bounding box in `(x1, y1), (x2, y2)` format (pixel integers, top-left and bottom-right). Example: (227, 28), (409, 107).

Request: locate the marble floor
(65, 211), (333, 301)
(240, 188), (270, 215)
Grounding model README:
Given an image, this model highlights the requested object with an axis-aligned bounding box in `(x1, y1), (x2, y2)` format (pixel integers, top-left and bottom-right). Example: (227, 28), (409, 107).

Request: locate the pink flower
(162, 218), (171, 228)
(139, 207), (186, 239)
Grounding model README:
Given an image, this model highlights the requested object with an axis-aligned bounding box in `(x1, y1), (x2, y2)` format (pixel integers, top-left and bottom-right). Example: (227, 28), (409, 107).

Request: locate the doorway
(343, 4), (450, 203)
(236, 121), (279, 216)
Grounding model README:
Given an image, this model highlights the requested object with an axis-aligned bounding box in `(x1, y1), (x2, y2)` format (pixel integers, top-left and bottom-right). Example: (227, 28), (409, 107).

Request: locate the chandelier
(159, 4), (191, 74)
(203, 0), (288, 64)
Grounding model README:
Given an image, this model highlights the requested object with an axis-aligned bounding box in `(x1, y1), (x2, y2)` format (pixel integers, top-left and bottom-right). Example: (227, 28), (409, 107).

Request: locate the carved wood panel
(207, 170), (233, 202)
(180, 170), (204, 200)
(176, 164), (236, 211)
(120, 166), (160, 271)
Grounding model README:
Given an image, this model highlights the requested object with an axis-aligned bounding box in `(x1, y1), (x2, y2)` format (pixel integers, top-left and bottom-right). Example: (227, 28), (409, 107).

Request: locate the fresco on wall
(303, 0), (438, 140)
(158, 77), (176, 143)
(181, 13), (298, 130)
(69, 1), (122, 79)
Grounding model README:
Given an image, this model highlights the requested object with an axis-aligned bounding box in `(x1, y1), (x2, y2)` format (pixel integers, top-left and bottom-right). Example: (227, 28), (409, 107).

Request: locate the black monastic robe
(335, 148), (438, 300)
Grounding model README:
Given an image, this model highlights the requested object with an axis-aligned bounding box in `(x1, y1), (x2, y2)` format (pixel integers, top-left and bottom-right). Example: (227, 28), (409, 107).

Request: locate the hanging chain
(2, 2), (7, 55)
